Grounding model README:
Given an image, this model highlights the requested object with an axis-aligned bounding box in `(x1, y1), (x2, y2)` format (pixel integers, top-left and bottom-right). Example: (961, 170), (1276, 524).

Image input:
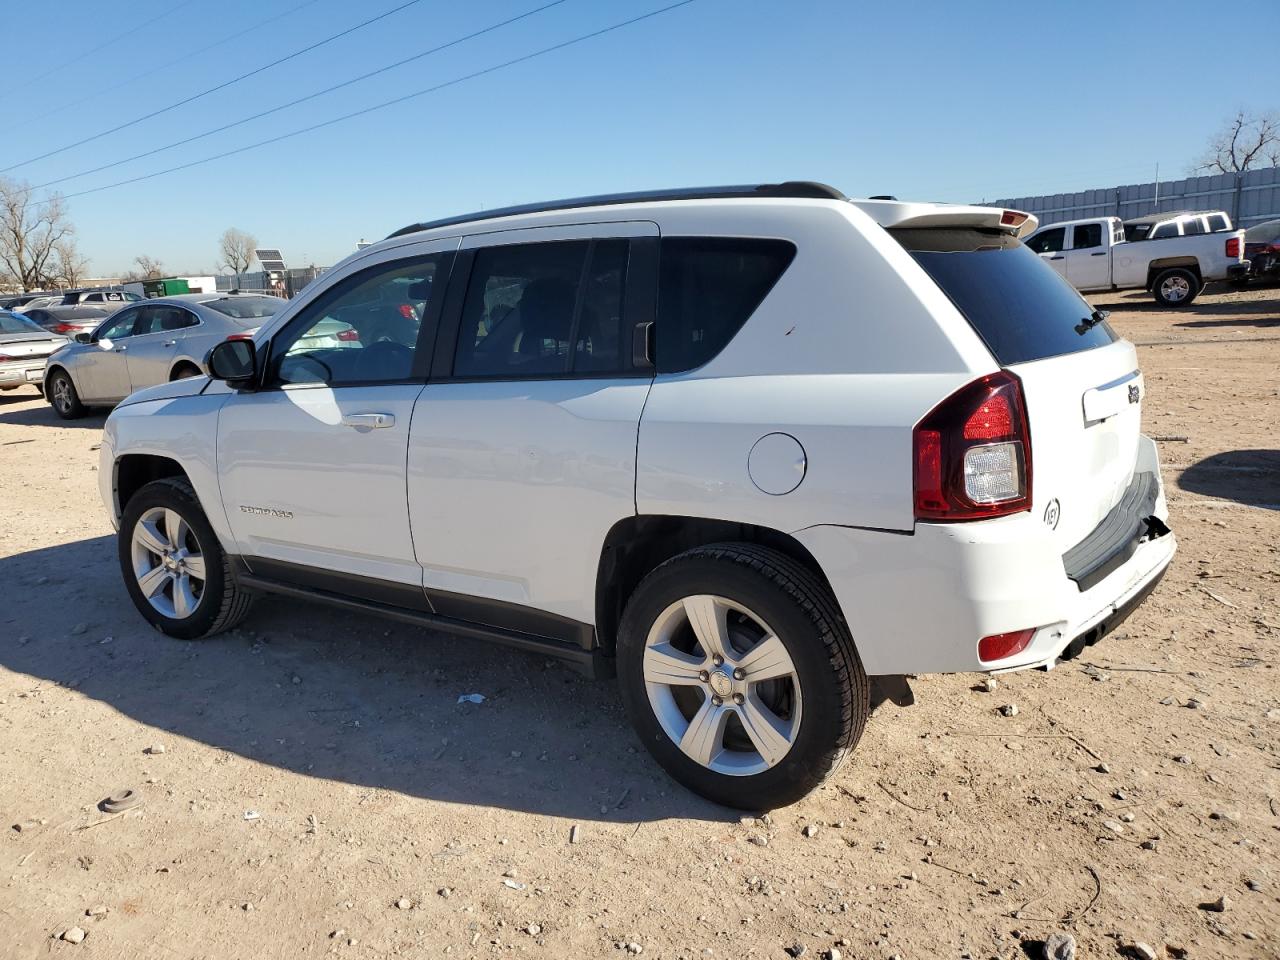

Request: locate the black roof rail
(386, 181), (847, 239)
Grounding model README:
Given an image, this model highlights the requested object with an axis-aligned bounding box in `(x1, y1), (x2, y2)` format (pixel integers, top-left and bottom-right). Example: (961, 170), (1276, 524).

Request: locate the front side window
(1026, 227), (1065, 254)
(656, 237), (796, 374)
(271, 255), (443, 386)
(1071, 223), (1102, 250)
(98, 308), (141, 341)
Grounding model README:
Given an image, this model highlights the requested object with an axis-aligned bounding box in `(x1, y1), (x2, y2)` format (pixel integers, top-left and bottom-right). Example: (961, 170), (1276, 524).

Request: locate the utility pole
(1153, 162), (1160, 214)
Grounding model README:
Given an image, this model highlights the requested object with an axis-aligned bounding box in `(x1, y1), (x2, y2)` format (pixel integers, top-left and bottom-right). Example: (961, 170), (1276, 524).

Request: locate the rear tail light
(336, 329), (360, 342)
(978, 628), (1036, 663)
(913, 371), (1032, 521)
(0, 354), (13, 363)
(53, 323), (76, 334)
(225, 332), (254, 341)
(1226, 237), (1240, 258)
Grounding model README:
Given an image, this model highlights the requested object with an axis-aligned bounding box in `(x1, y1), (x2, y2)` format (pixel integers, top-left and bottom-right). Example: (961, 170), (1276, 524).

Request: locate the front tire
(118, 478), (253, 640)
(48, 369), (86, 419)
(1152, 267), (1201, 307)
(170, 362), (202, 380)
(617, 543), (868, 810)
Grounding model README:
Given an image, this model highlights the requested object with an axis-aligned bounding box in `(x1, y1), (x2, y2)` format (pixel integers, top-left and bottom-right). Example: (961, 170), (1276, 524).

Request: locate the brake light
(336, 329), (360, 342)
(53, 323), (76, 334)
(225, 332), (254, 341)
(1000, 210), (1028, 228)
(0, 354), (13, 363)
(913, 371), (1032, 521)
(1226, 237), (1240, 258)
(978, 628), (1036, 663)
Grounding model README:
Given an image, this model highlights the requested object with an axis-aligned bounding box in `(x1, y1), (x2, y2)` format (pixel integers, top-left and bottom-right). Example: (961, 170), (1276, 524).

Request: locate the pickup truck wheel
(47, 369), (86, 419)
(1152, 267), (1201, 307)
(118, 477), (254, 640)
(617, 543), (867, 810)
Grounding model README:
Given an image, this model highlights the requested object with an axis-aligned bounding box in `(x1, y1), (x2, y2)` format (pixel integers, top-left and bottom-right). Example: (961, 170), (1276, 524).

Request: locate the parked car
(1238, 218), (1280, 285)
(44, 293), (281, 418)
(59, 288), (144, 310)
(99, 182), (1176, 809)
(12, 293), (65, 312)
(1122, 210), (1234, 242)
(1024, 214), (1249, 305)
(24, 305), (110, 338)
(0, 310), (67, 394)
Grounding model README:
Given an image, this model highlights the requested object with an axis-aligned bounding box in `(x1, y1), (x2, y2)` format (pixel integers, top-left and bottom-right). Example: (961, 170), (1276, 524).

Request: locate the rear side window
(657, 238), (795, 373)
(1150, 222), (1178, 239)
(1180, 218), (1204, 236)
(1206, 213), (1229, 231)
(1071, 223), (1102, 249)
(894, 228), (1117, 366)
(1025, 227), (1064, 254)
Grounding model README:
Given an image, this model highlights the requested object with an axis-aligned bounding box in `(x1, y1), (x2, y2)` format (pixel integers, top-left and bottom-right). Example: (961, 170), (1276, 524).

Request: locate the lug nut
(712, 655), (724, 667)
(732, 667), (746, 681)
(698, 670), (710, 683)
(733, 693), (745, 705)
(711, 695), (723, 707)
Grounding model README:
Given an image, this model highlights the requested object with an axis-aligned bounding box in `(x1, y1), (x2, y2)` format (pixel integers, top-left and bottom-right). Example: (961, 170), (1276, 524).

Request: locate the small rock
(1245, 878), (1261, 892)
(1209, 810), (1239, 822)
(569, 824), (580, 844)
(784, 946), (807, 959)
(1201, 894), (1230, 913)
(625, 943), (643, 955)
(1101, 819), (1125, 834)
(981, 677), (997, 693)
(438, 887), (452, 898)
(747, 834), (768, 847)
(242, 810), (260, 821)
(1095, 762), (1111, 774)
(802, 823), (820, 838)
(145, 744), (166, 755)
(1120, 812), (1136, 823)
(85, 905), (108, 918)
(1129, 943), (1157, 960)
(1186, 698), (1204, 710)
(329, 929), (345, 939)
(825, 949), (842, 960)
(1159, 697), (1175, 706)
(502, 879), (526, 891)
(396, 898), (411, 910)
(61, 927), (87, 944)
(1042, 932), (1076, 960)
(241, 902), (253, 912)
(1173, 755), (1191, 765)
(525, 923), (541, 936)
(1000, 703), (1019, 717)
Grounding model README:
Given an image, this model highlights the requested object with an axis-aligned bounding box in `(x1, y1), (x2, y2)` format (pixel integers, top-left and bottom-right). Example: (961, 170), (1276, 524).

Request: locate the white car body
(1024, 214), (1247, 300)
(100, 185), (1175, 683)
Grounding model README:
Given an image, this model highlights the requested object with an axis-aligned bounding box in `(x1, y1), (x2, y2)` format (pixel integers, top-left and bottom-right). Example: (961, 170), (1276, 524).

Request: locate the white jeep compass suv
(100, 183), (1176, 809)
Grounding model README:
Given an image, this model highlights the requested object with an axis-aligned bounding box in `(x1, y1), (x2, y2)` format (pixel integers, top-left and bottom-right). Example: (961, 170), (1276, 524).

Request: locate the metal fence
(990, 167), (1280, 229)
(215, 266), (325, 298)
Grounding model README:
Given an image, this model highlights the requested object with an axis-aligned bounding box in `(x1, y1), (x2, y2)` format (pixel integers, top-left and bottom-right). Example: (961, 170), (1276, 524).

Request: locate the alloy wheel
(130, 507), (207, 619)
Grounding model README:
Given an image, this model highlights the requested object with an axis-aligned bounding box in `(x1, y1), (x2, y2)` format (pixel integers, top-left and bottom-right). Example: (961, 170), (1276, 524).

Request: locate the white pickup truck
(1024, 214), (1249, 306)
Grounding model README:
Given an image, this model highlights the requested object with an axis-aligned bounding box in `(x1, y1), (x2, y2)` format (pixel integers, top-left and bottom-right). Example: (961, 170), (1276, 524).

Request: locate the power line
(0, 0), (203, 103)
(23, 0), (328, 126)
(53, 1), (699, 205)
(33, 0), (570, 191)
(2, 0), (425, 174)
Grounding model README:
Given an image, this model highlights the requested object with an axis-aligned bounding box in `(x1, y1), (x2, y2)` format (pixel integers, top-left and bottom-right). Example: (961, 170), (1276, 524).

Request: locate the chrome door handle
(162, 339), (177, 347)
(114, 345), (127, 352)
(340, 413), (395, 430)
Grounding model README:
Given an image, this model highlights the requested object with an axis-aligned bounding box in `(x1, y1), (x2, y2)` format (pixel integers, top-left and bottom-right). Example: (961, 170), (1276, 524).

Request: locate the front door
(1065, 222), (1111, 290)
(125, 304), (200, 390)
(77, 305), (141, 402)
(408, 224), (658, 630)
(217, 242), (456, 594)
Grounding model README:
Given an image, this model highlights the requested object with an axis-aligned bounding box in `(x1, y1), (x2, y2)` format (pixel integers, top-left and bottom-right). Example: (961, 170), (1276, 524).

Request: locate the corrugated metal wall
(990, 167), (1280, 228)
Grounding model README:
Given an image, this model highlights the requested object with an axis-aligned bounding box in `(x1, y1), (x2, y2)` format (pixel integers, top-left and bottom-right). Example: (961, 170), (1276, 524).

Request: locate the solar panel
(255, 248), (286, 271)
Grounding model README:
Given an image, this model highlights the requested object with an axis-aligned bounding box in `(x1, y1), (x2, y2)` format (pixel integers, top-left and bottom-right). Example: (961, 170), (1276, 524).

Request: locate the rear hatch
(894, 226), (1144, 551)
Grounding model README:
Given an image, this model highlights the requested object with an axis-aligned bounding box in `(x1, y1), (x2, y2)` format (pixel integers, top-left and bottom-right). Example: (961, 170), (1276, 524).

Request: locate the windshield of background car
(203, 296), (282, 323)
(0, 310), (45, 335)
(893, 227), (1118, 365)
(1245, 221), (1280, 243)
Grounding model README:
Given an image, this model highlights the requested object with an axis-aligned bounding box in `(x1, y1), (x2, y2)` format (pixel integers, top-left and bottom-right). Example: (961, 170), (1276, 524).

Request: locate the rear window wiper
(1075, 309), (1110, 335)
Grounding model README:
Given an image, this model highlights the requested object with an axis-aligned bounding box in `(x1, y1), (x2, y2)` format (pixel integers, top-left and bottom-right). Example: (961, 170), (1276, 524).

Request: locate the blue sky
(3, 0), (1276, 277)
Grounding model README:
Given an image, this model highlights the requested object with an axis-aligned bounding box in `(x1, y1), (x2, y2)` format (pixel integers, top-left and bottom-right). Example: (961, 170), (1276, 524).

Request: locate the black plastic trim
(1062, 471), (1164, 592)
(241, 556), (431, 611)
(387, 182), (846, 239)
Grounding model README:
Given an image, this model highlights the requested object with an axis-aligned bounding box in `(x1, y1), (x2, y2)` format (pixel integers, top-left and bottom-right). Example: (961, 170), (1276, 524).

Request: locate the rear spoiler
(849, 200), (1039, 239)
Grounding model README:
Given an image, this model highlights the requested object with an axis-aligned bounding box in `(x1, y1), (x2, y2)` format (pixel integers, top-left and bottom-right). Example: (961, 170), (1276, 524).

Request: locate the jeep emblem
(1128, 384), (1140, 404)
(1044, 499), (1061, 530)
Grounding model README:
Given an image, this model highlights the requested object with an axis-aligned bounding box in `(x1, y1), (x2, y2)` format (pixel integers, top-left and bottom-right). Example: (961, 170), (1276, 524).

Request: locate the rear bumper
(795, 434), (1175, 675)
(1227, 262), (1252, 281)
(0, 360), (48, 387)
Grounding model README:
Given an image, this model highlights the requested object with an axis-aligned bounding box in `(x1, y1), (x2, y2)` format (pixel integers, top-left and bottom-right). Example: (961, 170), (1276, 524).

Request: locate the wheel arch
(1145, 257), (1202, 288)
(594, 515), (844, 656)
(168, 358), (204, 381)
(114, 453), (191, 523)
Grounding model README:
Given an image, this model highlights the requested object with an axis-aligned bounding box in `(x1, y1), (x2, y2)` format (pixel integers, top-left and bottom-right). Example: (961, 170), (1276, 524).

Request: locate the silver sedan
(44, 294), (282, 420)
(1, 311), (68, 395)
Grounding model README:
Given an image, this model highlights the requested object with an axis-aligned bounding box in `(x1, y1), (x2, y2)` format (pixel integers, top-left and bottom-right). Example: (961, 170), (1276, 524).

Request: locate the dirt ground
(1, 284), (1277, 960)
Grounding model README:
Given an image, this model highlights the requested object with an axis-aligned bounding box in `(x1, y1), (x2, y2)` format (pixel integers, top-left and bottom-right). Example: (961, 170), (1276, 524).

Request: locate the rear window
(893, 228), (1117, 366)
(657, 237), (795, 373)
(60, 306), (108, 319)
(1245, 220), (1280, 243)
(203, 296), (281, 321)
(1124, 222), (1152, 242)
(0, 311), (44, 335)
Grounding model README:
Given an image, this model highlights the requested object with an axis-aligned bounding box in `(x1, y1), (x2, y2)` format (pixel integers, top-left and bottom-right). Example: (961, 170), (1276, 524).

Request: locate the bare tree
(218, 227), (257, 275)
(1196, 111), (1280, 174)
(134, 255), (164, 280)
(0, 176), (74, 291)
(52, 238), (90, 288)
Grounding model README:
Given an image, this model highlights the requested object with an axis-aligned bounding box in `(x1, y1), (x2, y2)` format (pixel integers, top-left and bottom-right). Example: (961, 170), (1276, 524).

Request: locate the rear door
(1025, 226), (1068, 279)
(898, 228), (1144, 551)
(125, 304), (200, 389)
(407, 222), (657, 630)
(1064, 221), (1111, 290)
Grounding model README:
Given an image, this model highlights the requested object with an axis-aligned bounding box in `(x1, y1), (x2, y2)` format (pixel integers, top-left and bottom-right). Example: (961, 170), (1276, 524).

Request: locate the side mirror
(74, 333), (93, 344)
(207, 338), (257, 387)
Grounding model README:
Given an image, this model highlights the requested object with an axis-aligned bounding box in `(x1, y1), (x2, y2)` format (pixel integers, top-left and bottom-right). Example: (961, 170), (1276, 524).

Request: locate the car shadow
(0, 400), (108, 429)
(1177, 449), (1280, 511)
(0, 536), (736, 823)
(1101, 289), (1280, 316)
(1174, 316), (1280, 329)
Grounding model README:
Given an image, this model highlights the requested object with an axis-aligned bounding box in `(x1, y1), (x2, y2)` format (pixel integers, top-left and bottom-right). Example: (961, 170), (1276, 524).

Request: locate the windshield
(0, 310), (45, 335)
(1245, 220), (1280, 243)
(203, 296), (281, 322)
(893, 227), (1117, 366)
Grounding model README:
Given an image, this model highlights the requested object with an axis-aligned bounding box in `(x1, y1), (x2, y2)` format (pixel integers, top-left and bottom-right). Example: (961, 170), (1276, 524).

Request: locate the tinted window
(1150, 222), (1178, 239)
(1025, 227), (1065, 254)
(0, 311), (43, 334)
(98, 308), (140, 340)
(1207, 213), (1229, 231)
(1071, 223), (1102, 249)
(1180, 218), (1204, 236)
(203, 296), (280, 321)
(272, 255), (442, 386)
(894, 228), (1117, 365)
(1112, 221), (1125, 243)
(656, 237), (795, 374)
(1125, 222), (1152, 242)
(136, 306), (198, 335)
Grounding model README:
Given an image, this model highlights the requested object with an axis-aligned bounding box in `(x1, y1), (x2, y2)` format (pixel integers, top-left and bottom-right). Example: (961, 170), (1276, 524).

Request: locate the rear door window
(893, 228), (1117, 366)
(1071, 223), (1102, 249)
(656, 237), (795, 373)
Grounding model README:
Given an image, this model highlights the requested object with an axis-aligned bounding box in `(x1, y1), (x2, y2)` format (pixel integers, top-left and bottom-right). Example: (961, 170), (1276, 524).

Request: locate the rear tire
(118, 477), (254, 640)
(47, 369), (86, 419)
(617, 543), (868, 810)
(1151, 267), (1201, 307)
